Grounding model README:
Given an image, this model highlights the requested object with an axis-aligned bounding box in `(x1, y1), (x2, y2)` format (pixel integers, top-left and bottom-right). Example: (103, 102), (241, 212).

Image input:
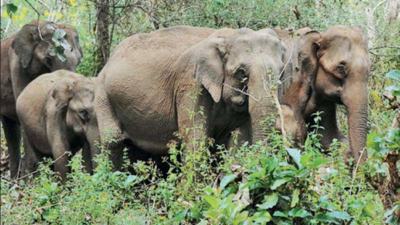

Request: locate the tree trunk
(95, 0), (110, 74)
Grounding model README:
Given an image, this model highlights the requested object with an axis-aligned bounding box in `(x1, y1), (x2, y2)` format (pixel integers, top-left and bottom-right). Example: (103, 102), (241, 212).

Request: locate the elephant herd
(0, 20), (370, 182)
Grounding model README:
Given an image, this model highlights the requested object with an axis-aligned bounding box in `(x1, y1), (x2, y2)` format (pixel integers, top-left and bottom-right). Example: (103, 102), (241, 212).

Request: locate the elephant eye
(235, 69), (248, 83)
(79, 109), (90, 121)
(336, 62), (347, 76)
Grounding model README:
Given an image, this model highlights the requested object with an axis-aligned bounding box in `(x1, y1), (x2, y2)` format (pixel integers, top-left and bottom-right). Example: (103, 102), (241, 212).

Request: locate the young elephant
(16, 70), (99, 182)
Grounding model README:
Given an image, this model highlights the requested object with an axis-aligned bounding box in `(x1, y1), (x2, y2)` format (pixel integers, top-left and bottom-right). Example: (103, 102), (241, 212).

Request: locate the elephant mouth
(232, 101), (248, 112)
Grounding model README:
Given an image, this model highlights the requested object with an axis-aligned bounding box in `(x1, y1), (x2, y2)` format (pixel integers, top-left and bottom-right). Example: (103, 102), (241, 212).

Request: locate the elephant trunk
(86, 118), (101, 172)
(247, 72), (274, 144)
(249, 100), (269, 143)
(342, 80), (369, 164)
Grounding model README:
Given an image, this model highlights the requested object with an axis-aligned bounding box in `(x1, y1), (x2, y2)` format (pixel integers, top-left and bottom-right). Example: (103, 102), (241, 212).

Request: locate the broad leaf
(220, 174), (236, 189)
(327, 211), (351, 220)
(271, 178), (291, 190)
(291, 188), (300, 207)
(286, 148), (302, 169)
(386, 69), (400, 82)
(204, 195), (220, 209)
(6, 3), (18, 16)
(289, 208), (311, 218)
(257, 193), (279, 209)
(252, 211), (272, 223)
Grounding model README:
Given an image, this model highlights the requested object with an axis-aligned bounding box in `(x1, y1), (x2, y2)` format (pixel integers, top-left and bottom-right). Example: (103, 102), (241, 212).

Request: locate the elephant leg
(315, 104), (351, 161)
(95, 83), (125, 170)
(226, 120), (252, 152)
(82, 142), (93, 174)
(53, 150), (69, 183)
(1, 116), (21, 179)
(21, 134), (42, 181)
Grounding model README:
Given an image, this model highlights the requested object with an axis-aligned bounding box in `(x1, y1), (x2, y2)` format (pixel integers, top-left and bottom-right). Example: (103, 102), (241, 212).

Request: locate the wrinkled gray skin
(274, 26), (370, 164)
(16, 70), (99, 182)
(0, 20), (83, 178)
(95, 26), (291, 169)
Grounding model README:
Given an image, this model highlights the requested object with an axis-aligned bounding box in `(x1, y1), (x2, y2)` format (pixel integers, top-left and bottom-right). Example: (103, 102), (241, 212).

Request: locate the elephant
(95, 26), (293, 170)
(0, 19), (83, 178)
(274, 25), (371, 164)
(16, 70), (99, 182)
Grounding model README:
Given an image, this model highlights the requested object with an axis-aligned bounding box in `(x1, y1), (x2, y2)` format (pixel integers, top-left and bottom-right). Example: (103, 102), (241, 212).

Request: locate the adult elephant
(16, 70), (99, 182)
(274, 26), (370, 164)
(1, 20), (83, 178)
(95, 26), (292, 169)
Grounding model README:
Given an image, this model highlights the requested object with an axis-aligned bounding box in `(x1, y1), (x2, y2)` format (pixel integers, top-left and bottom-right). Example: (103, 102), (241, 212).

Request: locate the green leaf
(123, 175), (137, 186)
(6, 3), (18, 16)
(361, 204), (375, 218)
(273, 211), (289, 218)
(386, 69), (400, 82)
(316, 213), (340, 224)
(286, 148), (302, 169)
(291, 188), (300, 207)
(309, 157), (329, 169)
(289, 208), (311, 218)
(257, 193), (279, 209)
(271, 178), (291, 190)
(43, 207), (60, 222)
(204, 195), (220, 209)
(57, 52), (67, 62)
(220, 174), (236, 189)
(171, 209), (188, 222)
(327, 211), (351, 220)
(53, 29), (67, 40)
(252, 211), (272, 223)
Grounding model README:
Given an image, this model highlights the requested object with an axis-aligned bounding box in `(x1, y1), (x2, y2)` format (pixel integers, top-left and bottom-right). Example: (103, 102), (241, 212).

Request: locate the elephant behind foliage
(95, 26), (294, 169)
(0, 20), (83, 178)
(16, 70), (99, 182)
(275, 26), (371, 164)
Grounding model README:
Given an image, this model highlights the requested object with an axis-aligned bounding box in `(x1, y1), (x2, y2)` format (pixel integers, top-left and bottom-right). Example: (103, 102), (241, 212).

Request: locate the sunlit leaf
(386, 69), (400, 82)
(271, 178), (291, 190)
(220, 174), (236, 189)
(289, 208), (311, 218)
(257, 193), (279, 209)
(291, 188), (300, 207)
(286, 148), (302, 169)
(327, 211), (351, 220)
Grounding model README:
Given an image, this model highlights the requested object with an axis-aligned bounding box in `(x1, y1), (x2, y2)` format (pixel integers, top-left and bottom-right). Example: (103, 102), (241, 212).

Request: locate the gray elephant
(274, 26), (370, 163)
(16, 70), (99, 182)
(95, 26), (293, 169)
(0, 20), (83, 178)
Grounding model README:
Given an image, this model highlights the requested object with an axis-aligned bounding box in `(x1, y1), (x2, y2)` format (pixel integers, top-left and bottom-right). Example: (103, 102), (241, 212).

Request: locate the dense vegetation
(1, 0), (399, 224)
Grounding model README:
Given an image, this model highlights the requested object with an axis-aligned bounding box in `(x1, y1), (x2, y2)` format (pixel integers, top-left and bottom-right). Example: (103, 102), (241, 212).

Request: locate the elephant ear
(11, 24), (40, 68)
(281, 30), (321, 115)
(296, 30), (321, 84)
(277, 41), (294, 99)
(195, 37), (227, 103)
(51, 78), (77, 110)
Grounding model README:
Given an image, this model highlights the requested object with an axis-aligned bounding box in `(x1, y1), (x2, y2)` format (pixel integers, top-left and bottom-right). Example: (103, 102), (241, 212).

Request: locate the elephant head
(194, 28), (292, 143)
(10, 19), (82, 72)
(280, 26), (370, 162)
(51, 75), (99, 173)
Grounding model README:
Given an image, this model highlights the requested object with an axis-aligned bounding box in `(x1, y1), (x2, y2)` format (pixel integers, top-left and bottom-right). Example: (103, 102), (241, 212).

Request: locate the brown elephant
(0, 20), (83, 178)
(16, 70), (99, 182)
(95, 26), (292, 169)
(274, 25), (371, 164)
